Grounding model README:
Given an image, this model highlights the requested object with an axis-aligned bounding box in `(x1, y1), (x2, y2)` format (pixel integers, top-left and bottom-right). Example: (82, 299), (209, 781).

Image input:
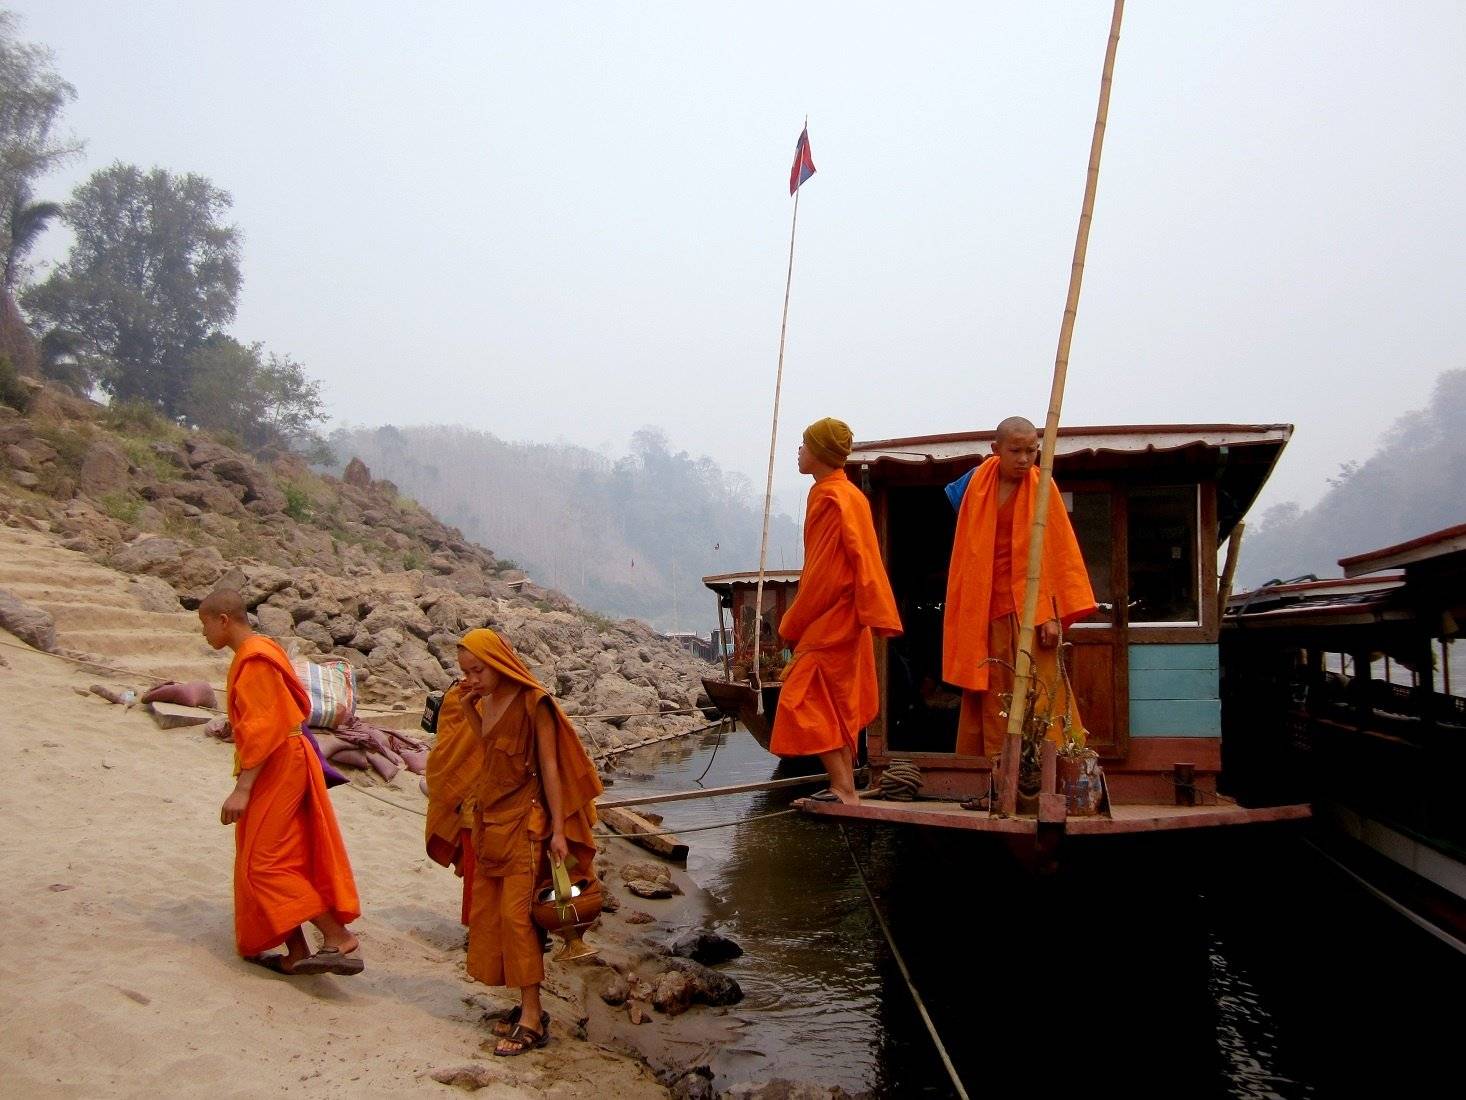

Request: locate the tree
(23, 163), (241, 410)
(179, 336), (326, 455)
(3, 181), (59, 290)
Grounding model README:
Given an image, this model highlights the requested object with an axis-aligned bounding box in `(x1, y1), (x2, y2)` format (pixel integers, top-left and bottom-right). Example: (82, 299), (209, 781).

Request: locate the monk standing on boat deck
(200, 588), (363, 976)
(943, 417), (1096, 757)
(772, 418), (902, 804)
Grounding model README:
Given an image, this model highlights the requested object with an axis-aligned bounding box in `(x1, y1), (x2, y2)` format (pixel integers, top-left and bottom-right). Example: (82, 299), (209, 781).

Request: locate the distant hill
(1238, 368), (1466, 586)
(327, 424), (802, 632)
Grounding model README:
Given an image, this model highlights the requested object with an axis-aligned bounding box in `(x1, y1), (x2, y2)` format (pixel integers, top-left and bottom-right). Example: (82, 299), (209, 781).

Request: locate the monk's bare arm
(221, 764), (263, 825)
(533, 703), (569, 860)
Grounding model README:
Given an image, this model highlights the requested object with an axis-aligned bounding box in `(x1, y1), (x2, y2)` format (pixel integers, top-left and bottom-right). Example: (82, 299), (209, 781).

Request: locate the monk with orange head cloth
(437, 628), (602, 1057)
(943, 417), (1097, 758)
(199, 588), (362, 976)
(771, 418), (903, 804)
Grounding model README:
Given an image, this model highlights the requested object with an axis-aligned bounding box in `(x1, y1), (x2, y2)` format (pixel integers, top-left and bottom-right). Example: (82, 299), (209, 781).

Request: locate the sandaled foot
(290, 946), (365, 976)
(959, 795), (990, 812)
(807, 789), (841, 803)
(492, 1007), (549, 1039)
(494, 1022), (548, 1056)
(247, 953), (304, 975)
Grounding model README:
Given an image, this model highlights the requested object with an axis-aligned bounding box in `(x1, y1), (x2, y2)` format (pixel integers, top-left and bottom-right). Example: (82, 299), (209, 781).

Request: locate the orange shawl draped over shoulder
(227, 635), (360, 956)
(424, 683), (482, 870)
(456, 629), (602, 879)
(942, 458), (1096, 692)
(770, 470), (903, 757)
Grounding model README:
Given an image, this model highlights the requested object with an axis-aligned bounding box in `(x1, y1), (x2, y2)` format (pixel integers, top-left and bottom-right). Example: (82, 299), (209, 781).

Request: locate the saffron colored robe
(770, 469), (903, 757)
(424, 683), (483, 926)
(228, 635), (360, 957)
(943, 459), (1096, 756)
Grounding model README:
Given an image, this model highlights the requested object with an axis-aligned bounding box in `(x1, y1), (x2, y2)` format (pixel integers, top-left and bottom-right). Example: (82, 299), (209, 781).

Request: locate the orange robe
(424, 683), (482, 926)
(454, 629), (602, 990)
(943, 459), (1096, 756)
(771, 469), (903, 757)
(228, 635), (360, 957)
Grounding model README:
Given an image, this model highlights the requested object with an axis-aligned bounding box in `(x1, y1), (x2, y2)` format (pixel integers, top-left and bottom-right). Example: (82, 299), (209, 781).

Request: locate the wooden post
(1006, 0), (1126, 743)
(1173, 762), (1196, 807)
(715, 596), (732, 680)
(1217, 521), (1245, 620)
(998, 733), (1022, 815)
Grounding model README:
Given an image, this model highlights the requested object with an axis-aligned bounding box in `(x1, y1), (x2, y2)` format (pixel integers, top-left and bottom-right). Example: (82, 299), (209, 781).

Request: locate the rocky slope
(0, 378), (715, 748)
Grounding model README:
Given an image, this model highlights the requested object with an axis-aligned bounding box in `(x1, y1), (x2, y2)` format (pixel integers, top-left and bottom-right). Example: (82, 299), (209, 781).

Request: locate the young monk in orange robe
(771, 417), (903, 804)
(942, 417), (1097, 758)
(424, 681), (483, 926)
(198, 589), (362, 976)
(450, 628), (602, 1057)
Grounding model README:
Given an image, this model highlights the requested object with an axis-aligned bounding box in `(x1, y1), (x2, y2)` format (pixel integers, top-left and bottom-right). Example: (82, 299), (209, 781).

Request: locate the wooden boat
(1222, 522), (1466, 946)
(699, 569), (800, 749)
(797, 423), (1312, 853)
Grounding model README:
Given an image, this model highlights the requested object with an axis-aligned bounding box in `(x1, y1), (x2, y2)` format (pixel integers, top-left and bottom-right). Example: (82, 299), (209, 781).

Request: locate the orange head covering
(456, 628), (603, 872)
(802, 417), (853, 469)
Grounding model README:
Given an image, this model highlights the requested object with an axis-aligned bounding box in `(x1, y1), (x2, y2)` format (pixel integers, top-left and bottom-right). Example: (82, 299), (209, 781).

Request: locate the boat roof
(1226, 573), (1407, 628)
(846, 423), (1292, 541)
(1339, 522), (1466, 577)
(702, 569), (801, 594)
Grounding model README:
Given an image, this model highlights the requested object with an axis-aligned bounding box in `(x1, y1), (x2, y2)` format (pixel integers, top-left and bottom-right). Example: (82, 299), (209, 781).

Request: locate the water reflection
(606, 726), (1463, 1097)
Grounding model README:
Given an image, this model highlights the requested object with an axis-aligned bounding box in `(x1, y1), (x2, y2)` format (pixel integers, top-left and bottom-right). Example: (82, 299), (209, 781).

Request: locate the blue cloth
(944, 468), (975, 513)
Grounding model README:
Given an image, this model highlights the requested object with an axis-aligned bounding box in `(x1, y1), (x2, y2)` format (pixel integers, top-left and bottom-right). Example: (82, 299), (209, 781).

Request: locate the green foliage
(117, 436), (175, 479)
(495, 559), (520, 573)
(402, 549), (426, 571)
(22, 163), (240, 412)
(178, 336), (325, 456)
(102, 399), (173, 437)
(98, 490), (141, 524)
(282, 483), (312, 523)
(32, 422), (87, 469)
(574, 607), (619, 633)
(0, 352), (29, 410)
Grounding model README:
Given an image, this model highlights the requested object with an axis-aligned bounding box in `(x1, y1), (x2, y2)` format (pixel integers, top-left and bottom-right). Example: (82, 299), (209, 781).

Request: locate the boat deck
(796, 794), (1311, 835)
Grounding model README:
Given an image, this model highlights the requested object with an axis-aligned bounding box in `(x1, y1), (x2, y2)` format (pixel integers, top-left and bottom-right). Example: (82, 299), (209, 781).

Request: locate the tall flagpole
(1004, 1), (1125, 748)
(753, 119), (807, 696)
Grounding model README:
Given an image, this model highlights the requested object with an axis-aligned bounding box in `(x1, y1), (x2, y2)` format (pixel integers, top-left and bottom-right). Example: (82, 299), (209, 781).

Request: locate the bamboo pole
(1217, 520), (1246, 620)
(1005, 1), (1125, 744)
(753, 123), (807, 697)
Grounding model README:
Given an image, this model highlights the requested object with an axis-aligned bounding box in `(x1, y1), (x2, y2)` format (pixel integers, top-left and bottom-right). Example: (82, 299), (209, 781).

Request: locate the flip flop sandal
(247, 953), (298, 975)
(807, 789), (842, 803)
(290, 946), (365, 976)
(959, 795), (991, 812)
(492, 1007), (549, 1039)
(494, 1022), (549, 1057)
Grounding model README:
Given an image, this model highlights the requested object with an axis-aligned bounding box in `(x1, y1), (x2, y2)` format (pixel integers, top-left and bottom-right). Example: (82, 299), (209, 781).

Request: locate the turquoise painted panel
(1128, 644), (1218, 671)
(1130, 669), (1218, 701)
(1130, 699), (1221, 736)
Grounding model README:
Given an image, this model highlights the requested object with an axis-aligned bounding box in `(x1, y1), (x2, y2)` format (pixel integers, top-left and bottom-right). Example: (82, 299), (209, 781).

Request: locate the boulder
(652, 969), (695, 1016)
(343, 457), (372, 488)
(670, 930), (744, 966)
(77, 439), (130, 495)
(294, 620), (334, 650)
(670, 1068), (715, 1100)
(658, 957), (743, 1007)
(0, 588), (56, 651)
(592, 674), (659, 727)
(255, 605), (295, 638)
(127, 575), (182, 614)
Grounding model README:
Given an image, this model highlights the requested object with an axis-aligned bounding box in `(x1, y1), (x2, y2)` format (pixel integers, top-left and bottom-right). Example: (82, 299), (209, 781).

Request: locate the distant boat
(700, 569), (800, 750)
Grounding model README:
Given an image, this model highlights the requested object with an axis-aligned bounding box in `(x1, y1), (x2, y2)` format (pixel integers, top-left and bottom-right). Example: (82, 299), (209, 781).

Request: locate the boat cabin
(846, 422), (1292, 804)
(702, 569), (801, 684)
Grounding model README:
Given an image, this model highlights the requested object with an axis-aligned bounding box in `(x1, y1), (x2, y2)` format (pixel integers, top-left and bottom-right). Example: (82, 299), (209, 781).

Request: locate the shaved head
(995, 416), (1037, 443)
(199, 588), (247, 619)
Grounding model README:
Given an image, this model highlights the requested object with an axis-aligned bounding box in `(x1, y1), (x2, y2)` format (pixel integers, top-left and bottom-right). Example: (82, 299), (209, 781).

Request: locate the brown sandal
(494, 1022), (548, 1056)
(492, 1007), (548, 1038)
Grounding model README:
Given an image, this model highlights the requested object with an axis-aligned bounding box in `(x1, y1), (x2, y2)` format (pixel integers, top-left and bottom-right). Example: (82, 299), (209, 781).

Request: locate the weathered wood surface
(598, 805), (690, 861)
(596, 773), (828, 811)
(148, 702), (216, 729)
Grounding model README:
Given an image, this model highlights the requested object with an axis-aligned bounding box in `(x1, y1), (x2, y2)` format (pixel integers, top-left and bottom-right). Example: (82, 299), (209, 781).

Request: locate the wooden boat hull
(701, 677), (782, 751)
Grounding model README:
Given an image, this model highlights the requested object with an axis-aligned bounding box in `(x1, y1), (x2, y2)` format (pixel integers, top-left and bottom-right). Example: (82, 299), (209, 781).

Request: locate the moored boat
(699, 569), (800, 749)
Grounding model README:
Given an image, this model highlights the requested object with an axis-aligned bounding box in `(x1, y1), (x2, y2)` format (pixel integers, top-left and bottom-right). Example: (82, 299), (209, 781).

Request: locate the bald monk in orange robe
(451, 628), (602, 1057)
(772, 418), (903, 804)
(424, 681), (483, 926)
(199, 589), (363, 976)
(943, 417), (1097, 758)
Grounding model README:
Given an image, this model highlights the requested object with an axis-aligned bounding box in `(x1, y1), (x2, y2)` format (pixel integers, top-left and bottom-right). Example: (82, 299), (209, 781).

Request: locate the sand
(0, 523), (722, 1098)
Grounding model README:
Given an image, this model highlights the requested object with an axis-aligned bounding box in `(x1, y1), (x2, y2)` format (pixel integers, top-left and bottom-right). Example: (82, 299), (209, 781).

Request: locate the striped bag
(291, 657), (358, 730)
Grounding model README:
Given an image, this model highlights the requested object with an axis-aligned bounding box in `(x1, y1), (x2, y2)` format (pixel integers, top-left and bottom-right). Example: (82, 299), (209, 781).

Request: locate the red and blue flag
(789, 126), (816, 195)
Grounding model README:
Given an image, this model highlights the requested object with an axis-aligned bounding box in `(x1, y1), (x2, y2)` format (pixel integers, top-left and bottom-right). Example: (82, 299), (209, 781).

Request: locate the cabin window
(1127, 486), (1199, 624)
(1066, 489), (1114, 624)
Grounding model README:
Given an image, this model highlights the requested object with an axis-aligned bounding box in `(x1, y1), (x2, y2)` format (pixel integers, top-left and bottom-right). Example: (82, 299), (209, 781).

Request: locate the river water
(605, 725), (1462, 1097)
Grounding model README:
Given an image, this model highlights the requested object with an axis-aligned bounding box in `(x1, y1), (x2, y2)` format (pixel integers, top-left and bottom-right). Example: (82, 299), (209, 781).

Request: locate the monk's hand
(220, 789), (250, 825)
(1038, 619), (1061, 649)
(549, 831), (569, 861)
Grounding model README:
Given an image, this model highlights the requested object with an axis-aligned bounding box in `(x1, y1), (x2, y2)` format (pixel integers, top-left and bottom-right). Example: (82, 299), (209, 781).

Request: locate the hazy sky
(14, 2), (1466, 520)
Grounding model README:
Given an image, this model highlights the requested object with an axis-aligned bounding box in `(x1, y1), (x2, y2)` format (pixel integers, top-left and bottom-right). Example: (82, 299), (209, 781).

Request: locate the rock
(588, 970), (629, 1006)
(78, 439), (130, 494)
(625, 878), (673, 900)
(294, 620), (334, 650)
(428, 1064), (501, 1091)
(659, 957), (743, 1007)
(592, 674), (659, 727)
(10, 469), (38, 489)
(652, 969), (695, 1016)
(671, 930), (744, 966)
(0, 589), (57, 651)
(621, 861), (678, 891)
(4, 443), (32, 470)
(110, 538), (226, 592)
(343, 456), (373, 487)
(128, 575), (181, 614)
(624, 911), (656, 925)
(255, 604), (295, 638)
(670, 1067), (715, 1100)
(627, 999), (650, 1025)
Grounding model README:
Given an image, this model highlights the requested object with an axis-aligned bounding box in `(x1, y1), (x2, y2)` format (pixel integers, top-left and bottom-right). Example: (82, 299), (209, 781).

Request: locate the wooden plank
(1128, 644), (1219, 671)
(148, 702), (217, 729)
(1039, 793), (1068, 824)
(1129, 668), (1218, 701)
(1119, 737), (1221, 772)
(998, 733), (1021, 815)
(1130, 698), (1221, 736)
(598, 806), (689, 861)
(596, 772), (829, 810)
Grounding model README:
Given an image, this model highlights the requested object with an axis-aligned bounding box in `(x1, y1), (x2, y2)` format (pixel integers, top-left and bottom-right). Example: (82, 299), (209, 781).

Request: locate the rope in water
(838, 824), (971, 1100)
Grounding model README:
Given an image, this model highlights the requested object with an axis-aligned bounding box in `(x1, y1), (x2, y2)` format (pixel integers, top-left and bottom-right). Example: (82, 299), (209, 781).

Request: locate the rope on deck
(839, 824), (971, 1100)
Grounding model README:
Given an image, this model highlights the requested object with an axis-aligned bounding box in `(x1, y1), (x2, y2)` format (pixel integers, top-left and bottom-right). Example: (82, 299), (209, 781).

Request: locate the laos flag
(789, 126), (816, 195)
